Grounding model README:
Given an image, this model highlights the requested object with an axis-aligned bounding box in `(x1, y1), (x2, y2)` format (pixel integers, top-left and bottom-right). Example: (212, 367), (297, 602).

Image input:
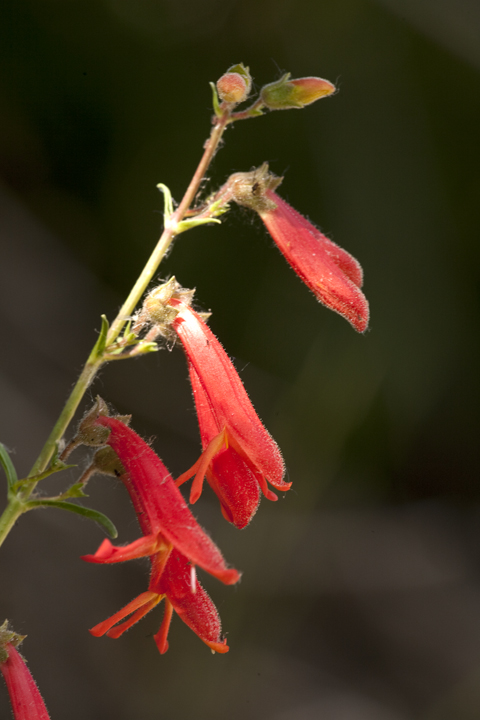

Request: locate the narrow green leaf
(0, 443), (18, 491)
(210, 81), (222, 117)
(26, 500), (117, 538)
(156, 183), (174, 223)
(88, 315), (110, 362)
(96, 315), (110, 356)
(176, 217), (222, 234)
(122, 319), (132, 338)
(13, 461), (76, 493)
(58, 482), (88, 499)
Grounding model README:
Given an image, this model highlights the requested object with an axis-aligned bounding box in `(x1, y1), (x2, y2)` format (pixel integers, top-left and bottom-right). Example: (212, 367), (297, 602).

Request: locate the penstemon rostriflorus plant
(0, 64), (369, 718)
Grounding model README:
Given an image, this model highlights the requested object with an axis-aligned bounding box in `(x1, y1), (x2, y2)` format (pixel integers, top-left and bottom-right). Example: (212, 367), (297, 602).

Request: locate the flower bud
(216, 63), (251, 104)
(261, 73), (335, 110)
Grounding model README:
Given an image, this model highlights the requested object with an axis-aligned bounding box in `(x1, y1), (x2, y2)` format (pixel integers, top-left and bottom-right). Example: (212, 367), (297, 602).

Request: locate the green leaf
(58, 482), (88, 500)
(210, 81), (222, 118)
(13, 461), (76, 493)
(176, 217), (222, 234)
(88, 315), (110, 362)
(156, 183), (174, 224)
(132, 341), (158, 355)
(0, 443), (18, 492)
(26, 500), (118, 538)
(122, 319), (132, 338)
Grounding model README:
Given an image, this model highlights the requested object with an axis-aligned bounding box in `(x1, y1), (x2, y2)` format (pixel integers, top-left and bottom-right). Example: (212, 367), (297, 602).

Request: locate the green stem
(25, 109), (231, 481)
(0, 108), (232, 548)
(0, 498), (25, 549)
(28, 358), (102, 478)
(107, 111), (230, 345)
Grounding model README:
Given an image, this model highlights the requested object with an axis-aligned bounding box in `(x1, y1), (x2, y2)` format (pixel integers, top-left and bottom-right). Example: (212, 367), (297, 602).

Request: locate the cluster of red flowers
(75, 158), (369, 656)
(1, 67), (370, 719)
(78, 294), (293, 654)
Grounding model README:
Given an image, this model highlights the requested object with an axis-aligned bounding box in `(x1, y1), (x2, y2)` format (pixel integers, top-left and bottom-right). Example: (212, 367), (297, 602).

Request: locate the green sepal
(25, 499), (118, 538)
(0, 621), (26, 663)
(88, 315), (110, 363)
(226, 63), (251, 88)
(210, 82), (222, 118)
(0, 443), (18, 493)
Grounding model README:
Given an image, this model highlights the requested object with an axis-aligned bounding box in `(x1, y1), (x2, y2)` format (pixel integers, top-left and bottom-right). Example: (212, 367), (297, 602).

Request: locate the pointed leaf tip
(26, 500), (118, 538)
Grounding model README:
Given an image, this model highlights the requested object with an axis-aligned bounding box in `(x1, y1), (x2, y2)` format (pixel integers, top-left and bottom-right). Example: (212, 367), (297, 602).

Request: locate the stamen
(107, 595), (163, 638)
(175, 428), (228, 503)
(154, 600), (174, 654)
(89, 591), (159, 637)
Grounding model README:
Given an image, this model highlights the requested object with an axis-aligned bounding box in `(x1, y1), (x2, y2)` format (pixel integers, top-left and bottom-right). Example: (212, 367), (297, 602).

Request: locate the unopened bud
(92, 446), (126, 478)
(261, 73), (335, 110)
(216, 63), (252, 104)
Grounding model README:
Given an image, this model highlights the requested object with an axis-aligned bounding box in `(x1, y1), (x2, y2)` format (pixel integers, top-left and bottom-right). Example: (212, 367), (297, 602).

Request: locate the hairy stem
(0, 498), (24, 549)
(27, 110), (231, 480)
(28, 358), (102, 478)
(0, 109), (232, 544)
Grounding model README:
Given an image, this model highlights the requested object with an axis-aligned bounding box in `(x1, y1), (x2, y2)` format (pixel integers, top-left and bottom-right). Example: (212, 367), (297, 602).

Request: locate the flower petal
(95, 416), (240, 586)
(171, 303), (287, 493)
(261, 190), (369, 332)
(155, 550), (230, 653)
(81, 534), (166, 564)
(0, 644), (51, 720)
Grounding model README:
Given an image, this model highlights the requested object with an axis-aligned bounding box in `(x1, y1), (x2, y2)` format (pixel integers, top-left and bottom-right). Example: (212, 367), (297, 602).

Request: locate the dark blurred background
(1, 1), (480, 718)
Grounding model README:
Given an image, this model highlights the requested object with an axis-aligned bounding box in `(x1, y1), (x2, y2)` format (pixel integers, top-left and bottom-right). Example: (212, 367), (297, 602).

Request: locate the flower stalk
(0, 106), (235, 547)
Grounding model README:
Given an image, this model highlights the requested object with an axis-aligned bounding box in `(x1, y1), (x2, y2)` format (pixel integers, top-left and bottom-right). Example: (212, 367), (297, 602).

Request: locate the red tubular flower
(171, 300), (291, 529)
(0, 631), (51, 720)
(259, 189), (369, 332)
(82, 415), (239, 654)
(228, 166), (369, 332)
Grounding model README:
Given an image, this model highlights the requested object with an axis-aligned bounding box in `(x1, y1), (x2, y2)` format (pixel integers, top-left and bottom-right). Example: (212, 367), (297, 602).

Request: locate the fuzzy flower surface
(260, 73), (335, 110)
(171, 300), (291, 528)
(229, 166), (369, 332)
(82, 415), (239, 654)
(0, 627), (51, 720)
